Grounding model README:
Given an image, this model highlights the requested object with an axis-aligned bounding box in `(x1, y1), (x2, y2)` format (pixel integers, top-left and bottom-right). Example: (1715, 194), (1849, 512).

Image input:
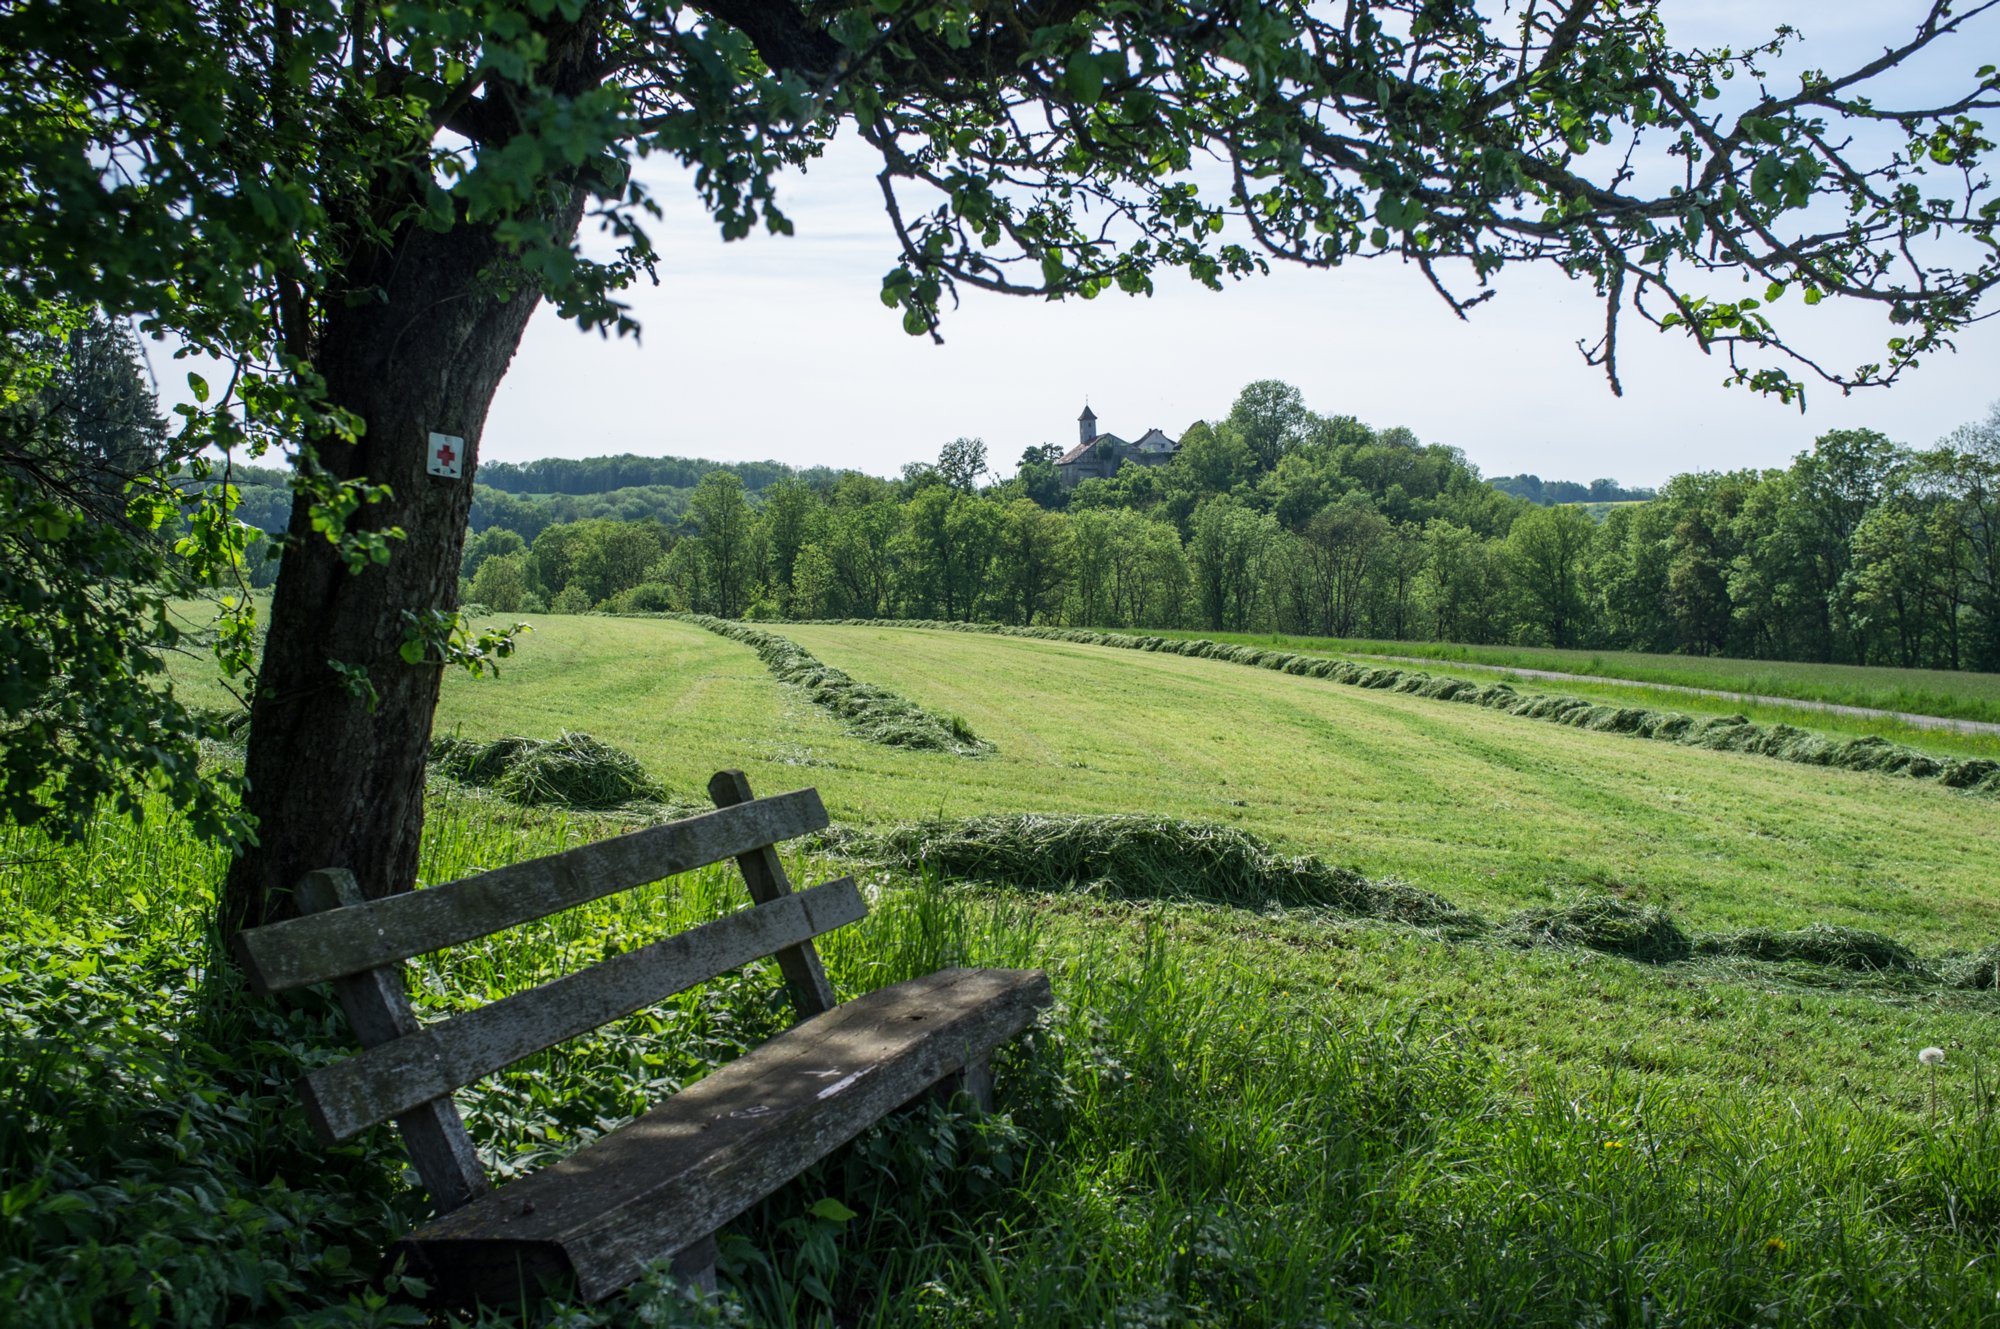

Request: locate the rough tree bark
(221, 26), (598, 931)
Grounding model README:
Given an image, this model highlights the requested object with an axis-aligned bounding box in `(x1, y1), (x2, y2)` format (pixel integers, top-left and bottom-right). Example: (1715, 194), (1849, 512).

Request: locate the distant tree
(686, 472), (755, 618)
(1228, 380), (1311, 471)
(1015, 443), (1066, 510)
(460, 527), (527, 581)
(1308, 414), (1377, 454)
(994, 499), (1070, 625)
(1659, 471), (1753, 656)
(790, 543), (836, 620)
(1302, 498), (1388, 637)
(1189, 498), (1273, 631)
(937, 437), (989, 493)
(1369, 522), (1428, 640)
(1943, 404), (2000, 669)
(900, 487), (999, 621)
(1849, 450), (1971, 669)
(1418, 520), (1487, 643)
(1590, 503), (1675, 651)
(1170, 422), (1258, 510)
(469, 551), (532, 614)
(759, 477), (821, 610)
(1066, 510), (1117, 626)
(824, 492), (901, 619)
(1507, 504), (1596, 646)
(0, 304), (245, 840)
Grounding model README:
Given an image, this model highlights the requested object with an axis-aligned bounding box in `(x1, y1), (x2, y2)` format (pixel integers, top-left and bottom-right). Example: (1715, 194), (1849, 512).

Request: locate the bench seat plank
(299, 878), (867, 1144)
(236, 789), (829, 995)
(394, 966), (1052, 1304)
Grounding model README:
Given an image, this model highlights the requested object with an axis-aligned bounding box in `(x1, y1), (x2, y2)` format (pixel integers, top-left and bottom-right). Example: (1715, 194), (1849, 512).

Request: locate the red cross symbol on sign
(427, 431), (465, 479)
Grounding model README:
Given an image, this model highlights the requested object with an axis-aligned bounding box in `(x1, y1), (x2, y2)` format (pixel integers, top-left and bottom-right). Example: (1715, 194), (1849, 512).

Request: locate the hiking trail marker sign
(427, 432), (465, 480)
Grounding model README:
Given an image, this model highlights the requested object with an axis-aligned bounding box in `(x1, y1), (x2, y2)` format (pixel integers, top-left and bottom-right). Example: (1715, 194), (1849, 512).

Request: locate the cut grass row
(1122, 626), (2000, 726)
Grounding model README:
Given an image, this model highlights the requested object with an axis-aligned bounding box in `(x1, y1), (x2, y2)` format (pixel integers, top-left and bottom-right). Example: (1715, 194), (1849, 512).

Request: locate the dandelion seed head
(1920, 1046), (1946, 1067)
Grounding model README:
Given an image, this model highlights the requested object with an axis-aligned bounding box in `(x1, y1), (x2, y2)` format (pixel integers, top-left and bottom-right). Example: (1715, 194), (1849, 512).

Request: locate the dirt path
(1334, 651), (2000, 738)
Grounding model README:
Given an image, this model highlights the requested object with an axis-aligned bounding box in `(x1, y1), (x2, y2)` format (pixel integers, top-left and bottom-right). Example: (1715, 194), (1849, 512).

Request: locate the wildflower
(1602, 1139), (1624, 1151)
(1920, 1046), (1946, 1126)
(1765, 1237), (1787, 1254)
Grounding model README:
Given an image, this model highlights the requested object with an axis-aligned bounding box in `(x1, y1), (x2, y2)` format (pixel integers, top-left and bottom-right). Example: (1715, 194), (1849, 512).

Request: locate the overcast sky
(170, 3), (2000, 489)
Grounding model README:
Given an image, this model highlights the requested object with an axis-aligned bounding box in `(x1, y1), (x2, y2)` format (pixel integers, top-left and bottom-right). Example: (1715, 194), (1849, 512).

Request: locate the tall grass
(5, 795), (1998, 1326)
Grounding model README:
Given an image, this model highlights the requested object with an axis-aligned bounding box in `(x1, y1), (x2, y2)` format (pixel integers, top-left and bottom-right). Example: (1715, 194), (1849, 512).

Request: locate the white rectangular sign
(427, 432), (465, 479)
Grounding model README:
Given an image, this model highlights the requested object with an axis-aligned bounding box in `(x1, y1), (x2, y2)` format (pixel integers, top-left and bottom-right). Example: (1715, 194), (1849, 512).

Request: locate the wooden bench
(233, 770), (1051, 1306)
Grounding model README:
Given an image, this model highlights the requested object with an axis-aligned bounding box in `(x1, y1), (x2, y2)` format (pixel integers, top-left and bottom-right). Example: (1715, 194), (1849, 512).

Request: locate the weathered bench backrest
(232, 771), (857, 1213)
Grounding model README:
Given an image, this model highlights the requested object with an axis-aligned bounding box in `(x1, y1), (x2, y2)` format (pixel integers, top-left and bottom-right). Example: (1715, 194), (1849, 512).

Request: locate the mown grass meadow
(19, 611), (1991, 1325)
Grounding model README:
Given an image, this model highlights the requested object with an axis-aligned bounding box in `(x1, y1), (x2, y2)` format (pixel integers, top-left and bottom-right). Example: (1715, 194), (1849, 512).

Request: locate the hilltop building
(1053, 406), (1180, 489)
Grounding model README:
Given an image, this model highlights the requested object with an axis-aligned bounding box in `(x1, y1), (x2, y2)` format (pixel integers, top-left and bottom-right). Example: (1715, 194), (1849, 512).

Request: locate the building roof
(1133, 427), (1178, 452)
(1078, 405), (1097, 421)
(1055, 432), (1127, 466)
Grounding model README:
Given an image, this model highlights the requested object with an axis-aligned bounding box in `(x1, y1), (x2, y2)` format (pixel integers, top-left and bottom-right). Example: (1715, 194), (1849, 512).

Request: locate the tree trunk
(221, 197), (588, 932)
(214, 10), (606, 934)
(221, 221), (535, 928)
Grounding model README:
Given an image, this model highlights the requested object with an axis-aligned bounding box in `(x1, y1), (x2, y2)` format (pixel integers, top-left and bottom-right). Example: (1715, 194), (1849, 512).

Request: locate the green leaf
(1063, 52), (1105, 106)
(809, 1197), (858, 1224)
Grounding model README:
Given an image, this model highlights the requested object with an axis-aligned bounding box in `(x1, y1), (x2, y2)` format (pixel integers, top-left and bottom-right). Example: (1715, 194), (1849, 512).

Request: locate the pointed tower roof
(1078, 404), (1097, 421)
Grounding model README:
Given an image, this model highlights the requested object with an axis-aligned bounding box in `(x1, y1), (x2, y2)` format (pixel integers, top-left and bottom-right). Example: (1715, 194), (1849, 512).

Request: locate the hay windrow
(1694, 923), (1921, 973)
(810, 619), (1996, 799)
(676, 615), (991, 755)
(828, 813), (1472, 929)
(1501, 893), (1693, 962)
(430, 730), (668, 809)
(1942, 945), (2000, 990)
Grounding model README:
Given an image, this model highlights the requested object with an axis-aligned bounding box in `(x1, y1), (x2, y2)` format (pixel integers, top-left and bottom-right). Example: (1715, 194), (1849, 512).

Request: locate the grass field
(23, 611), (2000, 1325)
(1123, 627), (2000, 728)
(166, 611), (2000, 947)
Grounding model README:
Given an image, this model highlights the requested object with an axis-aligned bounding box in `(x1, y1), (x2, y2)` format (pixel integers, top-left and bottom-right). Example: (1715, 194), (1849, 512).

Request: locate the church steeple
(1078, 404), (1098, 446)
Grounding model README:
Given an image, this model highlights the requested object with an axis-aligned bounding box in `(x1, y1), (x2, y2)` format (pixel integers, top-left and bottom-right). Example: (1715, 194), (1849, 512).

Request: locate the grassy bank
(1121, 627), (2000, 727)
(4, 785), (1996, 1327)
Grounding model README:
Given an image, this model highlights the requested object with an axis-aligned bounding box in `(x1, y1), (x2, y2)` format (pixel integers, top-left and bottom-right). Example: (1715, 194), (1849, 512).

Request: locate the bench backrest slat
(235, 788), (829, 995)
(297, 876), (867, 1143)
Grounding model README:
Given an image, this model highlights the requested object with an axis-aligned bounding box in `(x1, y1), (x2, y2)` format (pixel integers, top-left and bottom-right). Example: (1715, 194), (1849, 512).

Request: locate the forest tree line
(418, 381), (2000, 673)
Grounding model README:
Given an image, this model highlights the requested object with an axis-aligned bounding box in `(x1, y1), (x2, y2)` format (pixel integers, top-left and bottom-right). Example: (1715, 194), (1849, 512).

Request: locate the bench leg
(670, 1233), (717, 1294)
(931, 1055), (993, 1112)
